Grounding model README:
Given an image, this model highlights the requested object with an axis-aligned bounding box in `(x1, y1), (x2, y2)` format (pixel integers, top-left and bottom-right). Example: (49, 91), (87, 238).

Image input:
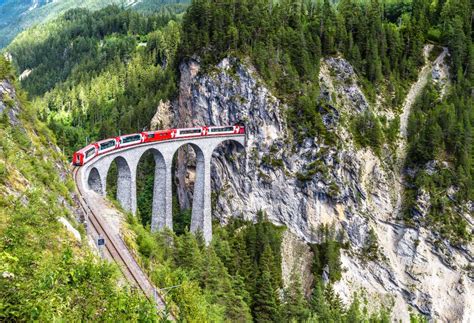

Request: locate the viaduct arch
(81, 135), (245, 244)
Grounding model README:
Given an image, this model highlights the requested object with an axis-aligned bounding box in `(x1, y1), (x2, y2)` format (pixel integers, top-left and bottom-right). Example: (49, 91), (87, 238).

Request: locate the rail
(72, 167), (173, 319)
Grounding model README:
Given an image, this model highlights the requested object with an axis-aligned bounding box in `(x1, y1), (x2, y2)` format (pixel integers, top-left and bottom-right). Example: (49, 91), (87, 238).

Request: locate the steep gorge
(171, 49), (473, 321)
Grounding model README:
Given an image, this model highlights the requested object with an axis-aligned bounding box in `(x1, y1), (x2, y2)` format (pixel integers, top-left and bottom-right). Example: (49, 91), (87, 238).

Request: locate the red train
(73, 125), (245, 166)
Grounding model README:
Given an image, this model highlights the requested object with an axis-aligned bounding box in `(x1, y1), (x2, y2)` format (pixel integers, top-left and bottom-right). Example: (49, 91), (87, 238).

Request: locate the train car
(73, 144), (97, 166)
(73, 125), (245, 166)
(96, 137), (119, 155)
(142, 129), (174, 143)
(208, 125), (245, 135)
(118, 133), (144, 148)
(236, 124), (245, 134)
(174, 127), (205, 138)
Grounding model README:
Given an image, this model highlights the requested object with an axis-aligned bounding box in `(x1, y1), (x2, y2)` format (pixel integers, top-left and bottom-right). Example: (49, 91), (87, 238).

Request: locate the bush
(427, 27), (441, 43)
(0, 56), (13, 80)
(351, 110), (384, 155)
(310, 225), (344, 283)
(0, 162), (6, 183)
(362, 228), (379, 262)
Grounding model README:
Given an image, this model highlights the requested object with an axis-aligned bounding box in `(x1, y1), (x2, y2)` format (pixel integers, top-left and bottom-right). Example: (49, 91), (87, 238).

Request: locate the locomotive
(72, 125), (245, 166)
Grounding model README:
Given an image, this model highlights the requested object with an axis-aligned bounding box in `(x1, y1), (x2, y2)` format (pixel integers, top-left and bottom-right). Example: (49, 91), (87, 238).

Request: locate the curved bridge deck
(78, 134), (246, 244)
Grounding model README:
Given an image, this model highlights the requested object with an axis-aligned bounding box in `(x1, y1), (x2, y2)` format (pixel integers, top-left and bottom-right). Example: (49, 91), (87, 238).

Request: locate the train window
(85, 148), (95, 158)
(121, 135), (141, 143)
(209, 126), (234, 133)
(99, 140), (115, 150)
(147, 133), (155, 139)
(179, 129), (201, 135)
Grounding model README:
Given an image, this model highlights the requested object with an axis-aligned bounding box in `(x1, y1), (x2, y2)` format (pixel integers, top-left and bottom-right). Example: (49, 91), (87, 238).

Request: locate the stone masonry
(78, 135), (246, 244)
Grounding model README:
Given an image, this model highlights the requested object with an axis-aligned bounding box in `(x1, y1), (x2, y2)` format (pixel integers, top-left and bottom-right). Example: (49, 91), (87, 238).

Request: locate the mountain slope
(0, 56), (157, 320)
(0, 0), (189, 48)
(173, 49), (472, 322)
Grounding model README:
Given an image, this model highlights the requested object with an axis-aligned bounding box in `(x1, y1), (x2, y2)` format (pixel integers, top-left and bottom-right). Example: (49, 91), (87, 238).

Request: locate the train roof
(120, 132), (142, 137)
(76, 144), (96, 153)
(177, 126), (203, 131)
(97, 137), (117, 144)
(144, 129), (171, 134)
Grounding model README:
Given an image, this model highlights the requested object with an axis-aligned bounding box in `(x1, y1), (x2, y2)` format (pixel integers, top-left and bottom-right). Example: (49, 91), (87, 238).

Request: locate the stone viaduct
(77, 135), (246, 244)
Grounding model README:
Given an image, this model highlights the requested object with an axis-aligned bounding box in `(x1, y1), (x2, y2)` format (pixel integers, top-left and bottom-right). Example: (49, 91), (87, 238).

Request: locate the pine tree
(310, 281), (332, 321)
(345, 292), (363, 322)
(253, 268), (280, 322)
(259, 243), (279, 289)
(232, 273), (252, 307)
(363, 227), (379, 261)
(175, 230), (203, 276)
(324, 283), (344, 319)
(283, 268), (310, 322)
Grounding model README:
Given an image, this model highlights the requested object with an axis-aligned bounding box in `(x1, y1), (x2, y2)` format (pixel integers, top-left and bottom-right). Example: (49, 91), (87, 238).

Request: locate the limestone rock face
(0, 80), (21, 127)
(173, 57), (473, 321)
(280, 230), (314, 298)
(150, 100), (173, 130)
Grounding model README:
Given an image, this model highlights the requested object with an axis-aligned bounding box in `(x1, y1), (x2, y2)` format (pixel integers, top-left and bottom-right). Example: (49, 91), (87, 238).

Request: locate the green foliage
(261, 146), (285, 170)
(132, 1), (189, 15)
(0, 56), (14, 80)
(125, 211), (392, 321)
(310, 281), (392, 322)
(282, 269), (310, 322)
(179, 0), (428, 145)
(136, 151), (156, 227)
(405, 79), (473, 244)
(362, 227), (380, 262)
(0, 0), (189, 48)
(310, 224), (344, 283)
(410, 312), (429, 323)
(253, 263), (280, 322)
(124, 212), (288, 321)
(174, 208), (192, 236)
(439, 0), (472, 79)
(1, 92), (15, 109)
(403, 0), (473, 242)
(8, 7), (180, 158)
(106, 161), (118, 200)
(385, 115), (400, 145)
(297, 159), (331, 183)
(351, 110), (384, 155)
(4, 0), (472, 318)
(0, 81), (157, 320)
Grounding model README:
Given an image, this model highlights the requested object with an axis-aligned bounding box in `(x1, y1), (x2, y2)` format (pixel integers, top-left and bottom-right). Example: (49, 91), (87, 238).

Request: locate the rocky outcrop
(150, 100), (173, 130)
(0, 80), (21, 127)
(281, 230), (314, 298)
(172, 56), (473, 321)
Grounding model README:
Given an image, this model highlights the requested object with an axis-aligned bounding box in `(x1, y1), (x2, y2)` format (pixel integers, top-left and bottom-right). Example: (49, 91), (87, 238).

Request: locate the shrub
(351, 110), (384, 155)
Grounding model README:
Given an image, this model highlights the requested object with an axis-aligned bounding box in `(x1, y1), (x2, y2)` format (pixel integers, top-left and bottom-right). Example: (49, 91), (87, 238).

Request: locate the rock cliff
(171, 55), (473, 321)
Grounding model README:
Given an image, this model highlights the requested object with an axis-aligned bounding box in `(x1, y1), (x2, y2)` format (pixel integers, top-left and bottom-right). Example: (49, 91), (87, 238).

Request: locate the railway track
(72, 167), (172, 319)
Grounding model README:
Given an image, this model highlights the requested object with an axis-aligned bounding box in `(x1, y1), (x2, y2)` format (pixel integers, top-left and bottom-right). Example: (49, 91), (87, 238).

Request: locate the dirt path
(399, 46), (449, 148)
(394, 45), (449, 214)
